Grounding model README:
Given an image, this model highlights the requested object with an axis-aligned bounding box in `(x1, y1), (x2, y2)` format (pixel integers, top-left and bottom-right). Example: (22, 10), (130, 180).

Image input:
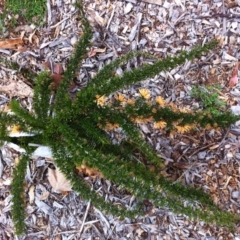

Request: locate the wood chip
(141, 0), (162, 5)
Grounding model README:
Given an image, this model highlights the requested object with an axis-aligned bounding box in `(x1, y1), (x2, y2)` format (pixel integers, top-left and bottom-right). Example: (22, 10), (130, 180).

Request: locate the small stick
(195, 13), (240, 20)
(106, 5), (115, 29)
(79, 200), (91, 236)
(222, 0), (227, 35)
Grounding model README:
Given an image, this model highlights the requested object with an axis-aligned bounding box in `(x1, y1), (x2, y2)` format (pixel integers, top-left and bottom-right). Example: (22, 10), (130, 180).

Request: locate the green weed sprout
(5, 0), (46, 24)
(191, 85), (226, 116)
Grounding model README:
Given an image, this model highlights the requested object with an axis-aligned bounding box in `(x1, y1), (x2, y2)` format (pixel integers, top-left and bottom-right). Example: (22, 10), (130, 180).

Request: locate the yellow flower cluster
(155, 96), (165, 107)
(95, 95), (107, 107)
(153, 121), (167, 129)
(126, 99), (135, 105)
(11, 125), (21, 133)
(139, 89), (151, 99)
(175, 124), (194, 134)
(104, 123), (120, 131)
(94, 91), (196, 134)
(115, 93), (125, 102)
(131, 116), (153, 124)
(98, 122), (119, 131)
(115, 94), (136, 105)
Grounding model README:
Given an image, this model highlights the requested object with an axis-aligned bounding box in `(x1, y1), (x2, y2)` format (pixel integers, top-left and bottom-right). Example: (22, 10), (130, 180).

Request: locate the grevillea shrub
(1, 0), (239, 235)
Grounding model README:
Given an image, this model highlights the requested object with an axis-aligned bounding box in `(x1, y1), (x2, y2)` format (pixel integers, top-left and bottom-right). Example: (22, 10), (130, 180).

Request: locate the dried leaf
(0, 38), (23, 49)
(0, 80), (33, 97)
(53, 63), (64, 75)
(28, 185), (35, 204)
(42, 61), (64, 75)
(48, 167), (72, 192)
(229, 63), (239, 88)
(76, 163), (103, 178)
(51, 73), (63, 89)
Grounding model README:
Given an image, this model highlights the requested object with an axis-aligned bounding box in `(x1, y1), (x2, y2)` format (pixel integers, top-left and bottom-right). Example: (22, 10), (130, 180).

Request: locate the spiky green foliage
(1, 0), (240, 235)
(11, 152), (30, 235)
